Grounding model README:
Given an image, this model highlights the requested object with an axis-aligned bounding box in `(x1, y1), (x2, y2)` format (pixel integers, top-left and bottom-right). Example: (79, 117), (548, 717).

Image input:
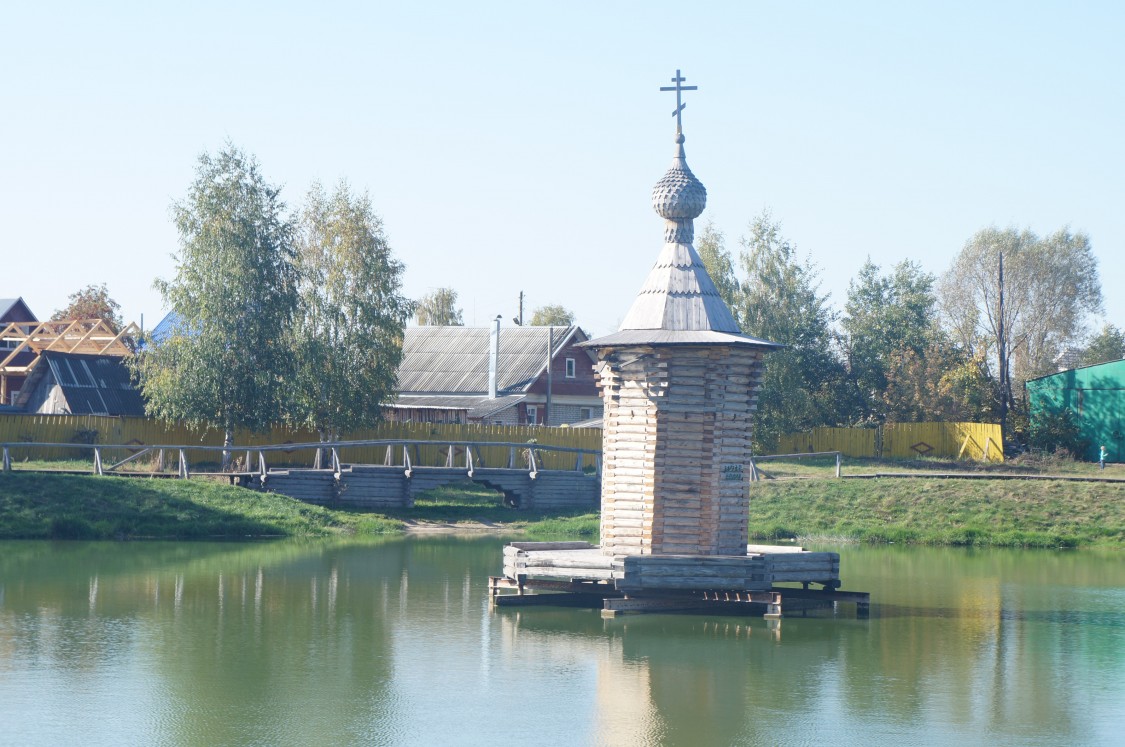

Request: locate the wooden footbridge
(0, 438), (601, 511)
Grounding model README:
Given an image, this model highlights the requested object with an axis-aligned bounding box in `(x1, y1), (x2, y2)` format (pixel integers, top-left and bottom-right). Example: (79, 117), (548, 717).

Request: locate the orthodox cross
(660, 69), (697, 132)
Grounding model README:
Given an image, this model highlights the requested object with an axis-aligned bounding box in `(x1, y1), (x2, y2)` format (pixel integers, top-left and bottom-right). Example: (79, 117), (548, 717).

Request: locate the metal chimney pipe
(545, 326), (553, 426)
(489, 316), (500, 399)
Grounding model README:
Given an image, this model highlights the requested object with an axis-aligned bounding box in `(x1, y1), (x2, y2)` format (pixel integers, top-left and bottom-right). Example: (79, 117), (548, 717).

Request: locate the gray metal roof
(396, 326), (586, 395)
(17, 351), (146, 416)
(0, 297), (36, 322)
(389, 394), (526, 420)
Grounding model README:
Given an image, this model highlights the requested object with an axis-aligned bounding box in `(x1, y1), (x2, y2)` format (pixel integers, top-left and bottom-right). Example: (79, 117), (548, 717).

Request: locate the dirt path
(400, 519), (516, 533)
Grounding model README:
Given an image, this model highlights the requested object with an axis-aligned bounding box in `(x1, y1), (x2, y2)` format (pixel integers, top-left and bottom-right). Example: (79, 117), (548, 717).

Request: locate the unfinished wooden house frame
(0, 319), (140, 405)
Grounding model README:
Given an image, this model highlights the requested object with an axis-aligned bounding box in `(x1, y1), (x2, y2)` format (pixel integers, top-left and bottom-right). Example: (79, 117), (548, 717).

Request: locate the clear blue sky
(3, 1), (1122, 338)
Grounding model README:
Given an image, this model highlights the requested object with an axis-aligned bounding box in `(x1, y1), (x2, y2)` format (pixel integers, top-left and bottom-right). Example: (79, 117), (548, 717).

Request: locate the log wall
(596, 345), (764, 556)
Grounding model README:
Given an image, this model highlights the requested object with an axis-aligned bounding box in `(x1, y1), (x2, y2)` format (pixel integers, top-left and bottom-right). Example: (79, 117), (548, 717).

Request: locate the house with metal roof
(390, 324), (603, 426)
(15, 351), (146, 417)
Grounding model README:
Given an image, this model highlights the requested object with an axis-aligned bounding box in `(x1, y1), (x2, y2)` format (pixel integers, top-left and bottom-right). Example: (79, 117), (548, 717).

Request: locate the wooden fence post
(93, 447), (103, 476)
(835, 452), (841, 478)
(178, 449), (189, 479)
(2, 446), (10, 472)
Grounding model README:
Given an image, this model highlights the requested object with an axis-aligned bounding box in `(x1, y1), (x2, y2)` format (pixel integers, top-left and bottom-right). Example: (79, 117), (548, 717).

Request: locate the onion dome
(652, 132), (707, 221)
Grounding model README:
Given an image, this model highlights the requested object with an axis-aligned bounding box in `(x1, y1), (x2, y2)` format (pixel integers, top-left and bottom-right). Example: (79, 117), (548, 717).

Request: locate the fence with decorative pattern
(775, 422), (1003, 462)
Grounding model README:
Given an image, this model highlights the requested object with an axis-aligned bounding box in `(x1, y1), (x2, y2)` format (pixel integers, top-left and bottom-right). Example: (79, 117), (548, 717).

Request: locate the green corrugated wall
(1026, 359), (1125, 462)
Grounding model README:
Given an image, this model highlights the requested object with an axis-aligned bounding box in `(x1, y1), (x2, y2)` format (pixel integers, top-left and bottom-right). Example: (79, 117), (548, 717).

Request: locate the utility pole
(513, 291), (524, 326)
(998, 248), (1007, 440)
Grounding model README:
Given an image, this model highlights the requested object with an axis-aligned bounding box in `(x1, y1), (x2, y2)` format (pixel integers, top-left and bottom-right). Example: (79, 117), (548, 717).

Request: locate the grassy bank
(0, 473), (597, 541)
(747, 476), (1125, 548)
(2, 467), (1123, 547)
(0, 472), (403, 540)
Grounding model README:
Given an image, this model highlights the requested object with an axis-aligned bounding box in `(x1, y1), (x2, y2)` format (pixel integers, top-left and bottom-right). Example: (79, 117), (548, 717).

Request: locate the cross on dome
(659, 69), (698, 134)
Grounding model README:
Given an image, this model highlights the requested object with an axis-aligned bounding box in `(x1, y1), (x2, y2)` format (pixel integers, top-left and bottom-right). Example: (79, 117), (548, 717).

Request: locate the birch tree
(529, 304), (575, 326)
(415, 287), (463, 326)
(134, 144), (298, 462)
(288, 181), (413, 444)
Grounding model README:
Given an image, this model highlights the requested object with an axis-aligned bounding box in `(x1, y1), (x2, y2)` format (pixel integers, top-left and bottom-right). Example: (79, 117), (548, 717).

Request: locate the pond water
(1, 537), (1123, 746)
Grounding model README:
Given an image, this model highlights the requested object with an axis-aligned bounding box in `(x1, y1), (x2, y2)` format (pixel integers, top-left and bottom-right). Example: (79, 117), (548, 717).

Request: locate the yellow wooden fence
(774, 422), (1003, 462)
(0, 415), (1003, 466)
(0, 416), (603, 470)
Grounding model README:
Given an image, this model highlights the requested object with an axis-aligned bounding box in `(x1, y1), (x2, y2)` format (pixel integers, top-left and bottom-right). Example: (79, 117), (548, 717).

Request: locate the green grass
(0, 472), (403, 540)
(4, 463), (1124, 547)
(0, 473), (596, 541)
(754, 453), (1125, 479)
(748, 477), (1125, 548)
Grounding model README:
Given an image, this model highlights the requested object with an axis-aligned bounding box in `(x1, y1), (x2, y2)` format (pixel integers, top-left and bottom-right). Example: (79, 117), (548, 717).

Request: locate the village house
(15, 350), (146, 417)
(0, 297), (39, 407)
(389, 323), (603, 426)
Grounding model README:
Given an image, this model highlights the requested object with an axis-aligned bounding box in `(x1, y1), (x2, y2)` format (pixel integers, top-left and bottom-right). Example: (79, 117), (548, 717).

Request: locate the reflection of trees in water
(1, 540), (408, 745)
(5, 540), (1124, 745)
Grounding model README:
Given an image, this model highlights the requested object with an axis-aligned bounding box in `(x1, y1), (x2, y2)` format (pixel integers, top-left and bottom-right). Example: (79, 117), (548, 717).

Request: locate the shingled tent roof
(582, 125), (780, 350)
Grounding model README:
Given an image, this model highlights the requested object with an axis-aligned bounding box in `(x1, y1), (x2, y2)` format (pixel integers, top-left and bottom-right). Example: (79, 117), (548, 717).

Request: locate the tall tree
(53, 283), (123, 330)
(133, 144), (298, 461)
(529, 304), (575, 327)
(696, 220), (740, 313)
(288, 181), (414, 444)
(737, 212), (849, 449)
(415, 287), (463, 326)
(1081, 323), (1125, 366)
(842, 259), (940, 421)
(939, 226), (1102, 431)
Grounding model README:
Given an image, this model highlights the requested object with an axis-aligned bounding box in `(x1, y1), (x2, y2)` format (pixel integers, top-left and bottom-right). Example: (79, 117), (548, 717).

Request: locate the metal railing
(0, 438), (602, 482)
(749, 451), (843, 480)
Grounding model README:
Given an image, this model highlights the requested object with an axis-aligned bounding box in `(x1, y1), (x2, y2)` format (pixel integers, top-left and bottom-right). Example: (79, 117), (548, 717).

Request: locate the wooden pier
(489, 541), (868, 619)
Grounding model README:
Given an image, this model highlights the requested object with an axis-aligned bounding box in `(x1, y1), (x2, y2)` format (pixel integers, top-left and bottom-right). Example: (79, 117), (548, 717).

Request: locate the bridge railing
(0, 439), (603, 481)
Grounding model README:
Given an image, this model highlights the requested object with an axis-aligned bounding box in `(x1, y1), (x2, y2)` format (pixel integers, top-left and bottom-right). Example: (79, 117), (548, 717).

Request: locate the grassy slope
(0, 473), (402, 540)
(2, 464), (1123, 547)
(748, 477), (1125, 547)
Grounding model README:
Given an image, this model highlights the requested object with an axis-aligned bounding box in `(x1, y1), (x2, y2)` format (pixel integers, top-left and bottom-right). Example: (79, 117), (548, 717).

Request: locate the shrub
(1028, 408), (1088, 458)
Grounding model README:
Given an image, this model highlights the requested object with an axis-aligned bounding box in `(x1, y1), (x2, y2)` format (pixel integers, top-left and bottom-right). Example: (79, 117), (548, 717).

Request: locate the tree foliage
(415, 287), (463, 326)
(939, 226), (1102, 412)
(134, 144), (298, 449)
(1081, 323), (1125, 366)
(53, 283), (123, 330)
(737, 212), (848, 449)
(288, 181), (413, 440)
(843, 259), (940, 421)
(696, 220), (739, 313)
(529, 304), (575, 327)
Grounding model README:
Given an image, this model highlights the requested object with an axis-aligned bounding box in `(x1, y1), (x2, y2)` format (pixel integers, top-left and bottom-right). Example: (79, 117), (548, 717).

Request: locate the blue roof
(149, 311), (182, 344)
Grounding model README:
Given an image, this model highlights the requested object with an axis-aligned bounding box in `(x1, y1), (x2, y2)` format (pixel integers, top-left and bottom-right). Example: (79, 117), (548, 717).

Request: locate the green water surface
(1, 538), (1122, 746)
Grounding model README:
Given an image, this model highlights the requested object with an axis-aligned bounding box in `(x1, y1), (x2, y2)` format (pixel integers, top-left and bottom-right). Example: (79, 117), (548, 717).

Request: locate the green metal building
(1026, 359), (1125, 462)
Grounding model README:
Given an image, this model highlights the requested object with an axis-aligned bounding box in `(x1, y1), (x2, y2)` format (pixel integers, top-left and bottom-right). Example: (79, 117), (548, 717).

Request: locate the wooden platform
(491, 541), (867, 619)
